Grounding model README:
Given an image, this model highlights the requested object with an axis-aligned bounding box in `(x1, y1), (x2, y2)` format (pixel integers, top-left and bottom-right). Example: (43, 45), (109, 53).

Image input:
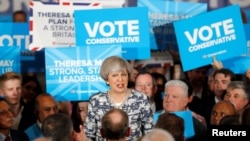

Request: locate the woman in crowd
(21, 74), (42, 104)
(71, 101), (88, 132)
(84, 56), (154, 141)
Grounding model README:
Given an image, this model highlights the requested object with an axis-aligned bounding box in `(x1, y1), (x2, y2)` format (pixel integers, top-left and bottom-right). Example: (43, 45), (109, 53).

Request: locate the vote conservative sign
(174, 4), (247, 71)
(45, 45), (122, 101)
(74, 7), (150, 60)
(0, 23), (34, 61)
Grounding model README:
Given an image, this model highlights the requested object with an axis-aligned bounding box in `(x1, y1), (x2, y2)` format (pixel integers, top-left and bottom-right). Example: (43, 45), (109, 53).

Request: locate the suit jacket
(199, 94), (217, 127)
(18, 101), (37, 131)
(10, 129), (29, 141)
(154, 92), (163, 112)
(188, 85), (211, 114)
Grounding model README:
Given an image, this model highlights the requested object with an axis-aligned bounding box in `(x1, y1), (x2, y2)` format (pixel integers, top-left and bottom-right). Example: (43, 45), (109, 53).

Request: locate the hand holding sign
(168, 44), (180, 62)
(74, 7), (150, 60)
(211, 55), (223, 70)
(174, 4), (246, 71)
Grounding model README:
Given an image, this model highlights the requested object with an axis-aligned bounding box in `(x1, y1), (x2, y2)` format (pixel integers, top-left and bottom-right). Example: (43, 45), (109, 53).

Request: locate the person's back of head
(219, 114), (240, 125)
(155, 112), (184, 141)
(41, 113), (73, 141)
(100, 108), (130, 140)
(141, 128), (175, 141)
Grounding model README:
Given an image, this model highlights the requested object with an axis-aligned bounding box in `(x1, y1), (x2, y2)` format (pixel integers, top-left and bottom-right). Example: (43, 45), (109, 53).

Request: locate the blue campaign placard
(0, 23), (34, 61)
(0, 15), (12, 22)
(45, 45), (122, 101)
(174, 4), (247, 71)
(0, 46), (21, 75)
(74, 7), (150, 60)
(153, 111), (194, 139)
(138, 0), (207, 50)
(173, 111), (195, 139)
(222, 23), (250, 74)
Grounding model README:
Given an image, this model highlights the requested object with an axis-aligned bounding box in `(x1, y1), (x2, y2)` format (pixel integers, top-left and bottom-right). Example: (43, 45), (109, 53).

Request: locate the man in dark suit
(0, 97), (29, 141)
(185, 65), (211, 114)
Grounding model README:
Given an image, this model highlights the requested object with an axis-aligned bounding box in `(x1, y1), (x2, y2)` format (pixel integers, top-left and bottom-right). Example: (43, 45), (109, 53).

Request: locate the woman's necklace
(108, 90), (129, 109)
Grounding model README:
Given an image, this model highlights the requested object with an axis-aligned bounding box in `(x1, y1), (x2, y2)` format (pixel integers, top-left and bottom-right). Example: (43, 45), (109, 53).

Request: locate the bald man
(210, 101), (236, 125)
(100, 108), (130, 141)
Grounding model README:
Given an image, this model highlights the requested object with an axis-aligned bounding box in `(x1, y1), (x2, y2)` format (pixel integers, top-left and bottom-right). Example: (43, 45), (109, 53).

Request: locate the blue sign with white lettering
(174, 4), (247, 71)
(45, 45), (122, 101)
(138, 0), (207, 50)
(174, 111), (195, 139)
(222, 23), (250, 74)
(0, 23), (35, 61)
(0, 46), (20, 75)
(74, 7), (150, 60)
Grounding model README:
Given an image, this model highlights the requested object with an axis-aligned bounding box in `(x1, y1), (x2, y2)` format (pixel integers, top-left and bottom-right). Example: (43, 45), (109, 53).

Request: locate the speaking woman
(84, 56), (154, 141)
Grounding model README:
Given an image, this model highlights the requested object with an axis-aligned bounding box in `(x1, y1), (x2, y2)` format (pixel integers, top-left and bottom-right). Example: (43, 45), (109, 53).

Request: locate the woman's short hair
(100, 56), (132, 81)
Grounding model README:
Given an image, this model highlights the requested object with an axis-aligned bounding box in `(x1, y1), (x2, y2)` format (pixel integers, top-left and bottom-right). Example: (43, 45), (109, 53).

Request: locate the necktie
(5, 136), (11, 141)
